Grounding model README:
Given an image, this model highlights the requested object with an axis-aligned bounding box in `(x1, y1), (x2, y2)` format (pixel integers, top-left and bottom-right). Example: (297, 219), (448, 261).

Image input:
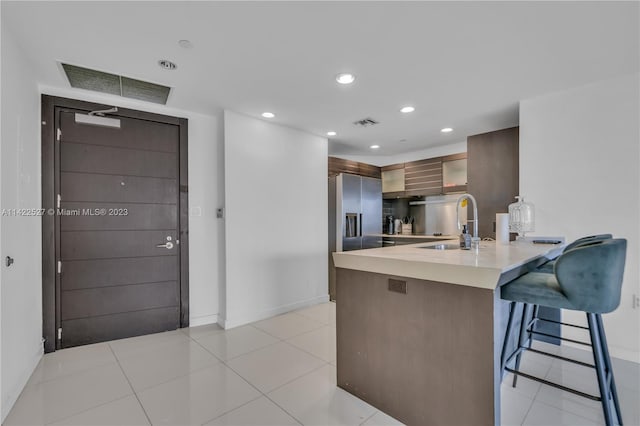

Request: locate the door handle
(156, 242), (174, 249)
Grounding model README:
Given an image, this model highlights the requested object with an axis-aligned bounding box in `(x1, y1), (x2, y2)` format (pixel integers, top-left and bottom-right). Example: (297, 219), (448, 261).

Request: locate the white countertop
(332, 240), (565, 290)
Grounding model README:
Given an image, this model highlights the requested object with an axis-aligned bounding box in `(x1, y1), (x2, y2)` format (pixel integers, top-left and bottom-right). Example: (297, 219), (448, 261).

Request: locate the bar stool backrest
(563, 234), (612, 253)
(555, 239), (627, 314)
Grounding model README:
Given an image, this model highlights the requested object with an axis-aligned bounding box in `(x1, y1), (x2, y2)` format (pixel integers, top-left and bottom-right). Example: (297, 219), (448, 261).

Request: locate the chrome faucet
(456, 194), (479, 239)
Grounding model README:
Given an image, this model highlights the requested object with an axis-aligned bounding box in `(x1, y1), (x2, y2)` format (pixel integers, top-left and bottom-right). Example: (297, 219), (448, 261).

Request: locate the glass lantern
(508, 196), (535, 239)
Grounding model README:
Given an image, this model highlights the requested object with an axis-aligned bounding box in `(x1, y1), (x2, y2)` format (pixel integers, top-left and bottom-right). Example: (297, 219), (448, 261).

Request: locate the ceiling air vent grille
(61, 63), (171, 105)
(353, 117), (379, 127)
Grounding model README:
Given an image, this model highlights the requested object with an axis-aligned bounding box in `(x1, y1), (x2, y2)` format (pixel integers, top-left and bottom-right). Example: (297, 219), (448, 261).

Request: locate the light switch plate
(216, 208), (224, 219)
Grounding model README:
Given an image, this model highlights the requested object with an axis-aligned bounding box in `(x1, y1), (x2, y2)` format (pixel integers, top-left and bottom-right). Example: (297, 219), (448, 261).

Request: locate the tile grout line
(38, 349), (144, 426)
(187, 313), (338, 424)
(280, 337), (336, 365)
(26, 358), (119, 389)
(250, 322), (328, 342)
(185, 307), (336, 424)
(188, 335), (306, 426)
(358, 409), (380, 426)
(516, 390), (537, 426)
(197, 394), (266, 426)
(526, 398), (603, 425)
(122, 307), (333, 425)
(107, 334), (225, 393)
(189, 330), (283, 363)
(106, 343), (154, 426)
(43, 394), (137, 426)
(25, 344), (118, 389)
(22, 347), (136, 425)
(188, 321), (329, 364)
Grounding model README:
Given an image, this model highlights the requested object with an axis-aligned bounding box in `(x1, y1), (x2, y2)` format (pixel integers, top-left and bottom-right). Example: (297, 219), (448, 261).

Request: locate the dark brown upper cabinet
(328, 156), (381, 179)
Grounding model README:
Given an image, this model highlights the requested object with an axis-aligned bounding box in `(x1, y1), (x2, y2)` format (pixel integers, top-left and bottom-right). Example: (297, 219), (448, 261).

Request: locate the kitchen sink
(419, 243), (459, 250)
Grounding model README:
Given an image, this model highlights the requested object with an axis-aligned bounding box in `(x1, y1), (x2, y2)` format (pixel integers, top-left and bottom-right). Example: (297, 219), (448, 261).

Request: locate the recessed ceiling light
(370, 145), (380, 149)
(441, 127), (453, 133)
(262, 112), (275, 118)
(178, 39), (194, 49)
(158, 59), (177, 70)
(400, 106), (415, 113)
(327, 131), (337, 136)
(336, 73), (356, 85)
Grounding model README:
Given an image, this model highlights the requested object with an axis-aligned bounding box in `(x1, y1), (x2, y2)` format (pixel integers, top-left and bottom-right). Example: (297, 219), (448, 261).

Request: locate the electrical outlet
(388, 279), (407, 294)
(633, 294), (640, 309)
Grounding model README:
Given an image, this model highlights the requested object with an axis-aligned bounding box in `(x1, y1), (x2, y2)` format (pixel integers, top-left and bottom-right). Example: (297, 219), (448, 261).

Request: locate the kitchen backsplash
(382, 198), (412, 234)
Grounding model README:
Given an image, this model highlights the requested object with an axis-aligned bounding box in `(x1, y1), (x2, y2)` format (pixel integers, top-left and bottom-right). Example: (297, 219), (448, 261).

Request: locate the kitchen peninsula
(332, 239), (565, 426)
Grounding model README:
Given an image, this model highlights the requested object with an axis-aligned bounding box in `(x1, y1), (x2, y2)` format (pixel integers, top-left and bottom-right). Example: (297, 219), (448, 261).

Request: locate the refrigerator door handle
(359, 213), (363, 237)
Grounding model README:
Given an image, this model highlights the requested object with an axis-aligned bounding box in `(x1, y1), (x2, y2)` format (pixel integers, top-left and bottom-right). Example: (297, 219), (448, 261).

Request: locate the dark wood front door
(51, 104), (186, 349)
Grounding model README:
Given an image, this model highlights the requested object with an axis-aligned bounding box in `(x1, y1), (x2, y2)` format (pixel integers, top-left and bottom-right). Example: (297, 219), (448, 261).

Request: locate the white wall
(223, 110), (328, 328)
(1, 25), (43, 421)
(520, 73), (640, 362)
(333, 141), (467, 167)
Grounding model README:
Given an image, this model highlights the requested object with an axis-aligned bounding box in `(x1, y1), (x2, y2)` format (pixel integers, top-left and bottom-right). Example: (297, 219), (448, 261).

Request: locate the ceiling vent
(353, 117), (379, 127)
(61, 63), (171, 105)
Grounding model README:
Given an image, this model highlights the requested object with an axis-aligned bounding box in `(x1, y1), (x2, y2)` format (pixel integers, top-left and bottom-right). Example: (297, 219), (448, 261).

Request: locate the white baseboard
(189, 314), (219, 328)
(1, 342), (43, 422)
(219, 295), (330, 330)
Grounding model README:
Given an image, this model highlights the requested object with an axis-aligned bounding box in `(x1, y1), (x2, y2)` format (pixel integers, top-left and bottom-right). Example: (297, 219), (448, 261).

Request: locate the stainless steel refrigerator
(328, 173), (382, 299)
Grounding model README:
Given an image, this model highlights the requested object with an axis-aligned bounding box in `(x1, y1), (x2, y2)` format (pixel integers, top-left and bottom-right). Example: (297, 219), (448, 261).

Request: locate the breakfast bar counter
(332, 240), (564, 426)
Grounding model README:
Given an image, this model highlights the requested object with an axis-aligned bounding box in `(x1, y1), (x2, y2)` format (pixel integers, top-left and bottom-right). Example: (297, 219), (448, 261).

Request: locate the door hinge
(57, 328), (62, 340)
(56, 128), (62, 141)
(57, 194), (61, 209)
(57, 261), (62, 274)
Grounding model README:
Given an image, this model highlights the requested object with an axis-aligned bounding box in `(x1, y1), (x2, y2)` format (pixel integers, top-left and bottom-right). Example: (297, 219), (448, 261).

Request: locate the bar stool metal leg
(596, 314), (623, 425)
(587, 313), (616, 426)
(512, 303), (533, 387)
(501, 301), (518, 374)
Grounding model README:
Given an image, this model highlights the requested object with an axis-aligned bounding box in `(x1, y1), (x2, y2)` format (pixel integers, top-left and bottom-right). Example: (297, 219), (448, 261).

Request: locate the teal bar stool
(536, 234), (612, 273)
(500, 239), (627, 426)
(529, 234), (613, 351)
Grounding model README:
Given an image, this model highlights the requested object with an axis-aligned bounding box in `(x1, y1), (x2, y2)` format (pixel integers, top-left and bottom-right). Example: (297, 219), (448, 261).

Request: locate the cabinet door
(404, 158), (442, 197)
(381, 168), (405, 193)
(442, 158), (467, 193)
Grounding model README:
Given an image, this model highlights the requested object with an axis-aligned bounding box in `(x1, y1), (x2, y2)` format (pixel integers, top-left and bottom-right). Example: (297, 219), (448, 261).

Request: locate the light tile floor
(4, 302), (639, 425)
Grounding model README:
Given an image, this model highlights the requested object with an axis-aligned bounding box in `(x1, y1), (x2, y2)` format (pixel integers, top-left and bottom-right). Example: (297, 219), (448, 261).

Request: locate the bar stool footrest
(504, 367), (602, 401)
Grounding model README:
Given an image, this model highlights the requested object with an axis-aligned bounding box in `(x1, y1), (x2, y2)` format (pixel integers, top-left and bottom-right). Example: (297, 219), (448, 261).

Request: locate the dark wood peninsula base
(336, 268), (501, 426)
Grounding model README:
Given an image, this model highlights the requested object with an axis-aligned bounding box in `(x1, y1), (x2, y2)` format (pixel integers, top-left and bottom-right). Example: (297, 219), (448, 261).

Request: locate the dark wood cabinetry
(328, 156), (381, 179)
(404, 158), (442, 197)
(467, 127), (519, 239)
(381, 153), (467, 198)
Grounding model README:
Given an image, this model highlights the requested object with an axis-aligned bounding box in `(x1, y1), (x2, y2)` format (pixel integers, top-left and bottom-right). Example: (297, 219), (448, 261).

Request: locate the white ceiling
(2, 1), (638, 156)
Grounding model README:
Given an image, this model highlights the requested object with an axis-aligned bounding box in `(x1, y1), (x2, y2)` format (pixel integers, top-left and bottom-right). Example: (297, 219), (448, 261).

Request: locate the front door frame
(41, 95), (189, 353)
